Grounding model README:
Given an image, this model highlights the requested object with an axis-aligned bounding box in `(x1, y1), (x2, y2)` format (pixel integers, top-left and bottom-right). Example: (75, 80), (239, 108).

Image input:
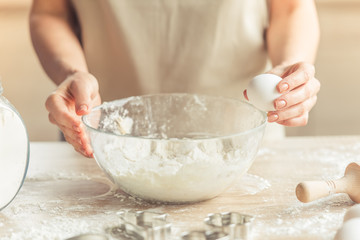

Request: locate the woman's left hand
(266, 62), (320, 126)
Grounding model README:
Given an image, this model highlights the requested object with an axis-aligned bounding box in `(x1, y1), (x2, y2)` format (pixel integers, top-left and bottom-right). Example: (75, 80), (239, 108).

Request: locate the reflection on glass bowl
(82, 93), (267, 203)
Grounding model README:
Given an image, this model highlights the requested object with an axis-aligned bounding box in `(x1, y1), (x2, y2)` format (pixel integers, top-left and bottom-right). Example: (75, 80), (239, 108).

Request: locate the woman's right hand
(45, 71), (101, 157)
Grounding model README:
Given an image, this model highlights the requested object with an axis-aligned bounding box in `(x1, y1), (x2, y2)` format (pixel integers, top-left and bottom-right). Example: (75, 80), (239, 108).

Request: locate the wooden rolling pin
(296, 162), (360, 203)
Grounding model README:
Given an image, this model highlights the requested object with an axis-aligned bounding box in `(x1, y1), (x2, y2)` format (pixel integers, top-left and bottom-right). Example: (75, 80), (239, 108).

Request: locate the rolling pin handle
(295, 180), (336, 203)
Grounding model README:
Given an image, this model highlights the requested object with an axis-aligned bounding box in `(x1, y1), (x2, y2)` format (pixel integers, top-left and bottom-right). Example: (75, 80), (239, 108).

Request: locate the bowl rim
(81, 93), (268, 141)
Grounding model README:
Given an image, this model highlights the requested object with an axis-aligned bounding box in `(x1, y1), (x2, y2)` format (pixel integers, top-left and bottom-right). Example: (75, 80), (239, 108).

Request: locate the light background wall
(1, 0), (360, 141)
(287, 0), (360, 136)
(0, 0), (58, 141)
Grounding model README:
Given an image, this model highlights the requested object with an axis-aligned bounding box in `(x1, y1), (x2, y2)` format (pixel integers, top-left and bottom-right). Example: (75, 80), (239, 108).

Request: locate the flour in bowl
(89, 128), (262, 203)
(83, 94), (266, 203)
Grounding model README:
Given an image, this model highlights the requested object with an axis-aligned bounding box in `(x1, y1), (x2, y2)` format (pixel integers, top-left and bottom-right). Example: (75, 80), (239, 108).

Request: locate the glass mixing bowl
(0, 81), (29, 210)
(82, 93), (267, 203)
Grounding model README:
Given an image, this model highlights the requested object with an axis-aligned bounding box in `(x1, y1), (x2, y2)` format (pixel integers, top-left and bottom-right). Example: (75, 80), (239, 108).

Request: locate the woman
(29, 0), (320, 157)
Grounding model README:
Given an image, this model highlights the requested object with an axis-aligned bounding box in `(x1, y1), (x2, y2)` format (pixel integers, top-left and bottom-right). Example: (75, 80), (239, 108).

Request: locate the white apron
(71, 0), (284, 139)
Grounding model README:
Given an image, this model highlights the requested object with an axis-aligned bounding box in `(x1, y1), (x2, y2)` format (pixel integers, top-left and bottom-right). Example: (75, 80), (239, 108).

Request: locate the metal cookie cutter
(107, 210), (171, 240)
(66, 234), (108, 240)
(204, 212), (254, 240)
(181, 230), (229, 240)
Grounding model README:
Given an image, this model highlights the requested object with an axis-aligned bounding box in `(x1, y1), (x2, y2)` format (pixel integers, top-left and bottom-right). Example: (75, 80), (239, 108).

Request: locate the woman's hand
(266, 62), (320, 126)
(45, 71), (101, 157)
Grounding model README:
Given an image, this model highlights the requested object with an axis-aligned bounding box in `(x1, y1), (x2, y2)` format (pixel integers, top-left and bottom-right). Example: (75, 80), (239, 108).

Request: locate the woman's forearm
(29, 0), (88, 85)
(267, 0), (320, 66)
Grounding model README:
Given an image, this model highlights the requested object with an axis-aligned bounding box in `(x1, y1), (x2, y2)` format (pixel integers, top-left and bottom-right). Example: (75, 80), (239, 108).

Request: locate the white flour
(251, 194), (352, 240)
(0, 101), (29, 210)
(86, 96), (264, 203)
(91, 131), (261, 203)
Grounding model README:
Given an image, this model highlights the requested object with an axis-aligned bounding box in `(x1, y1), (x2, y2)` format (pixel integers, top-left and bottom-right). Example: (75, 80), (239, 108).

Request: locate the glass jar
(0, 81), (29, 210)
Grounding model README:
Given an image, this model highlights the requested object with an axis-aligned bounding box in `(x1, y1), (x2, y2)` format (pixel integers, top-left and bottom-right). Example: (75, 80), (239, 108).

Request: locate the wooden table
(1, 136), (359, 240)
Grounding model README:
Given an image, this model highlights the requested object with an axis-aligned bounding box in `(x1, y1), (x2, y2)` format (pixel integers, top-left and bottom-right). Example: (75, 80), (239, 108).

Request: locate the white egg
(344, 204), (360, 222)
(334, 218), (360, 240)
(246, 73), (282, 112)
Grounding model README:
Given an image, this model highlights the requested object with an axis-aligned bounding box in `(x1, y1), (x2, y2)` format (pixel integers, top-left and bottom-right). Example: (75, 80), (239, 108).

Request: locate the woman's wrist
(52, 60), (89, 85)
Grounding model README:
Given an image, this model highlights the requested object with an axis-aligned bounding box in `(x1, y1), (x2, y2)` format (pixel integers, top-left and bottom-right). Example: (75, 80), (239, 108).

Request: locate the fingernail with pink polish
(268, 114), (279, 122)
(276, 100), (286, 109)
(79, 104), (88, 112)
(279, 83), (289, 93)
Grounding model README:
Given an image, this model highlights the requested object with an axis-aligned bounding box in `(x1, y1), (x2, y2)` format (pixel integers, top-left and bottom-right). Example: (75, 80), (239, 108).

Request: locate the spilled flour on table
(227, 173), (271, 195)
(251, 195), (353, 240)
(1, 139), (359, 239)
(250, 141), (360, 240)
(0, 171), (270, 240)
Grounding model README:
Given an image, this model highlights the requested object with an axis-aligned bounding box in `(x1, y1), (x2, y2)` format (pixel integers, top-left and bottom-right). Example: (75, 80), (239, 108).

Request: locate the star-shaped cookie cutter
(181, 230), (229, 240)
(107, 210), (171, 240)
(204, 212), (254, 240)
